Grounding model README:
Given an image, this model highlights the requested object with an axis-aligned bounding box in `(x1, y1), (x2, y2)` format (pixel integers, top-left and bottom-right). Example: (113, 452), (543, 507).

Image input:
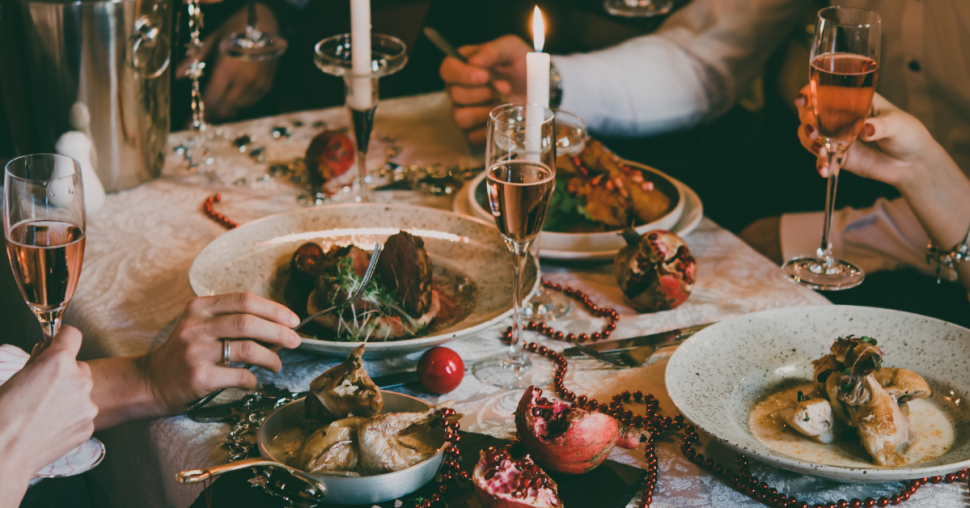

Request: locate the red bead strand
(203, 194), (238, 229)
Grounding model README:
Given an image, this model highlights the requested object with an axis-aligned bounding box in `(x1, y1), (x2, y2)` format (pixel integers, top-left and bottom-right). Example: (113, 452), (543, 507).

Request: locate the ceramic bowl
(666, 305), (970, 483)
(467, 161), (685, 253)
(189, 204), (533, 358)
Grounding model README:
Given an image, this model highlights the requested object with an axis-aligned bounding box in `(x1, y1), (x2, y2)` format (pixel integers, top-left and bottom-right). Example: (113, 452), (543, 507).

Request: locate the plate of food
(465, 140), (685, 253)
(188, 204), (535, 357)
(179, 346), (454, 505)
(666, 306), (970, 483)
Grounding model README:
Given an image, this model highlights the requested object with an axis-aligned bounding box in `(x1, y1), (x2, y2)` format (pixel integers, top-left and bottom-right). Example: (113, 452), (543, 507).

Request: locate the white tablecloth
(66, 93), (966, 507)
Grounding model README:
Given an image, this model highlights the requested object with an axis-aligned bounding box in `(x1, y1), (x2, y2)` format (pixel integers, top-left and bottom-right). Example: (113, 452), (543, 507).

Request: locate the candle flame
(532, 6), (545, 53)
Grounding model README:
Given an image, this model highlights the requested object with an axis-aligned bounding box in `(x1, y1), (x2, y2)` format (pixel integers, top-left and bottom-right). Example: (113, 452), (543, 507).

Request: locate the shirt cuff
(0, 344), (29, 385)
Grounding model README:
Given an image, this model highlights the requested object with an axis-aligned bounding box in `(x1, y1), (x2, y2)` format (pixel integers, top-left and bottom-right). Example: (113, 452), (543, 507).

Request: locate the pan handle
(177, 457), (327, 499)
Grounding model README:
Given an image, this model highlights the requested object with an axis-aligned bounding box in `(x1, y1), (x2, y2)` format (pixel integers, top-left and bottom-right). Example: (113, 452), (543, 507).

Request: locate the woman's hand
(141, 292), (300, 415)
(439, 35), (530, 145)
(795, 85), (942, 187)
(0, 327), (97, 489)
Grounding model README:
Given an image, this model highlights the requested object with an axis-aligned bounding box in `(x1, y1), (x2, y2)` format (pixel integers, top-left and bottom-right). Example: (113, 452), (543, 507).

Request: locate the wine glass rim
(313, 33), (408, 77)
(4, 153), (81, 183)
(489, 103), (555, 126)
(817, 6), (881, 27)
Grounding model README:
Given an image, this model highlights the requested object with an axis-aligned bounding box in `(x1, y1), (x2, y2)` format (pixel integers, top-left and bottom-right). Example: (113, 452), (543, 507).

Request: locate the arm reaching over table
(87, 292), (302, 428)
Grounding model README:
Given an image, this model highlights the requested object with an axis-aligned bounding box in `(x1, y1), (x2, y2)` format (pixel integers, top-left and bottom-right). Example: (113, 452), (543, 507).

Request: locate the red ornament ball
(417, 346), (465, 394)
(614, 229), (696, 312)
(305, 130), (355, 187)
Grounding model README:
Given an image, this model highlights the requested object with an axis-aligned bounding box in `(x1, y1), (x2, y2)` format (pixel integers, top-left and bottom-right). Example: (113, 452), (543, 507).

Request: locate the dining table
(66, 92), (966, 508)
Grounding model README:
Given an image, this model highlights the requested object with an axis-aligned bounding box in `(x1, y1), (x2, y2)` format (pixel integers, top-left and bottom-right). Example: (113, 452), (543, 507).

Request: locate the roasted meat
(300, 417), (364, 473)
(375, 231), (432, 316)
(779, 391), (836, 443)
(302, 345), (383, 426)
(357, 401), (452, 474)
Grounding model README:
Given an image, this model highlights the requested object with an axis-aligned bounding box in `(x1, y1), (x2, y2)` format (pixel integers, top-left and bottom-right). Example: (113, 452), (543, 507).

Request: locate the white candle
(349, 0), (372, 110)
(525, 6), (549, 160)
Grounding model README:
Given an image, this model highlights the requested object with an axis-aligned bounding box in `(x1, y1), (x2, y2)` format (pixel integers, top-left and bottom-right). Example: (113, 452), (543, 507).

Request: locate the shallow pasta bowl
(666, 305), (970, 483)
(189, 204), (533, 358)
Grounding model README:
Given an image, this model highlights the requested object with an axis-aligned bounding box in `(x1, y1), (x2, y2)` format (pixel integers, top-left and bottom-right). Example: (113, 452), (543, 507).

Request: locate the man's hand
(176, 2), (280, 121)
(440, 35), (531, 145)
(142, 292), (300, 415)
(0, 327), (97, 490)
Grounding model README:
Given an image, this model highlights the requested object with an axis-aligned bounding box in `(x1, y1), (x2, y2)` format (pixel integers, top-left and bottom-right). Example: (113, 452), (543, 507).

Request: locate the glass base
(473, 351), (553, 389)
(521, 286), (572, 321)
(782, 256), (865, 291)
(603, 0), (673, 17)
(35, 438), (105, 478)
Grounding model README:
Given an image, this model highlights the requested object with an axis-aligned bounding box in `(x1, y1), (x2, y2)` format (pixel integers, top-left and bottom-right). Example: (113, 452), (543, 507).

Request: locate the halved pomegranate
(515, 386), (646, 474)
(472, 447), (561, 508)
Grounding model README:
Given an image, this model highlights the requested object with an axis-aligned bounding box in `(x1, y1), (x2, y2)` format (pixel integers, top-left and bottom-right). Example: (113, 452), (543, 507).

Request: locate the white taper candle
(349, 0), (373, 110)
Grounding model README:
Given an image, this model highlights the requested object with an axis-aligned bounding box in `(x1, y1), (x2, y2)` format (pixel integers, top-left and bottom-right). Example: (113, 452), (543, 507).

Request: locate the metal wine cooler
(0, 0), (173, 192)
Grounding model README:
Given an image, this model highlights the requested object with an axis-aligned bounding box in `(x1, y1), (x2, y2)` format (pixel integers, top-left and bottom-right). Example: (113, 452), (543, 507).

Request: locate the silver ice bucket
(0, 0), (172, 192)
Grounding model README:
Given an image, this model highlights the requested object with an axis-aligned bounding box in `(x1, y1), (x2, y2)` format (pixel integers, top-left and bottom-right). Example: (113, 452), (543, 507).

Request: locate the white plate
(189, 204), (534, 358)
(453, 165), (703, 262)
(666, 306), (970, 483)
(34, 438), (106, 478)
(466, 160), (685, 253)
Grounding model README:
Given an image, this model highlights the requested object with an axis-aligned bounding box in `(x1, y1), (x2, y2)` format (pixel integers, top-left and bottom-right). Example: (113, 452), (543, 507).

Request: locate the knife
(423, 27), (509, 103)
(563, 323), (713, 357)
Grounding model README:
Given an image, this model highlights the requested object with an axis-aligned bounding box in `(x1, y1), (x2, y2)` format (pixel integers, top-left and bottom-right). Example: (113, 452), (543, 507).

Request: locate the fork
(295, 243), (383, 330)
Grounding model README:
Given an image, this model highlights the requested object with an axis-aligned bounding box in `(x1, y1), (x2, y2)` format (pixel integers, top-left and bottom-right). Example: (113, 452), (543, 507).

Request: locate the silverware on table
(423, 27), (509, 103)
(571, 342), (636, 368)
(295, 243), (383, 330)
(563, 323), (713, 357)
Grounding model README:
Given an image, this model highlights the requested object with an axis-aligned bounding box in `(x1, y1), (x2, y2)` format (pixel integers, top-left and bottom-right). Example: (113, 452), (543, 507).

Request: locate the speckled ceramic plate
(467, 160), (685, 253)
(666, 306), (970, 483)
(189, 204), (535, 358)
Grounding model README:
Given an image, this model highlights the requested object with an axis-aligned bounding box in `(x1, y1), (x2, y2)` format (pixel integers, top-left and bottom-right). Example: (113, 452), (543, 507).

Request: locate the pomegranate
(472, 446), (561, 508)
(515, 386), (645, 474)
(305, 130), (355, 188)
(613, 228), (696, 312)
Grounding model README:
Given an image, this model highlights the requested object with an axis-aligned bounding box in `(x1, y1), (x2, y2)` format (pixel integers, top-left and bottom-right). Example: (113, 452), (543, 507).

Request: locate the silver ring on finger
(222, 338), (231, 366)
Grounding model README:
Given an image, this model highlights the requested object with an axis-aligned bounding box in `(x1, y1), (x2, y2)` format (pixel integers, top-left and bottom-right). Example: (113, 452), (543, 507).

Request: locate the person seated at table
(740, 92), (970, 293)
(0, 293), (301, 508)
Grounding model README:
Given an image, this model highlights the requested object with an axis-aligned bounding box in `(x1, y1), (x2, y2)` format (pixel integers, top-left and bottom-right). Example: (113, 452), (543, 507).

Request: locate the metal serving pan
(177, 392), (446, 505)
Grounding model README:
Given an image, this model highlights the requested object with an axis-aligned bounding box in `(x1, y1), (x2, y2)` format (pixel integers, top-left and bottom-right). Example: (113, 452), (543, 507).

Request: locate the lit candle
(349, 0), (372, 110)
(525, 6), (549, 159)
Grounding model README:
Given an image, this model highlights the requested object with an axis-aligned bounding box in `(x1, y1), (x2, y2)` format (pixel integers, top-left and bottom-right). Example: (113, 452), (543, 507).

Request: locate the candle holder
(522, 109), (587, 321)
(314, 34), (407, 202)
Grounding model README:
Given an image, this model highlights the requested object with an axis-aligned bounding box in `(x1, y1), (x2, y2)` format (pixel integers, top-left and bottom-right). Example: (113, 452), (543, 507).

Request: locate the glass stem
(35, 309), (64, 346)
(509, 240), (531, 363)
(818, 146), (842, 266)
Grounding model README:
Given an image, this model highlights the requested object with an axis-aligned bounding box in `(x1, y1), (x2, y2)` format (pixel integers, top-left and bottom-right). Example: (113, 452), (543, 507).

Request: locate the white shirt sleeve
(553, 0), (809, 136)
(779, 197), (937, 277)
(0, 344), (29, 385)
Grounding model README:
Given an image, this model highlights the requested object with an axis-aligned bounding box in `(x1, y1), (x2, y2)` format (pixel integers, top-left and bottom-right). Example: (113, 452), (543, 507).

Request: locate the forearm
(87, 356), (162, 430)
(899, 151), (970, 290)
(0, 424), (36, 507)
(0, 478), (29, 508)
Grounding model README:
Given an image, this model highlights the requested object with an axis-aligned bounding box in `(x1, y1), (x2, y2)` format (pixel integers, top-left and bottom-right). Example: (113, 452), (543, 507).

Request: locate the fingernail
(287, 313), (299, 327)
(794, 94), (806, 107)
(805, 124), (814, 136)
(810, 142), (822, 154)
(864, 123), (875, 137)
(291, 331), (302, 347)
(474, 70), (489, 84)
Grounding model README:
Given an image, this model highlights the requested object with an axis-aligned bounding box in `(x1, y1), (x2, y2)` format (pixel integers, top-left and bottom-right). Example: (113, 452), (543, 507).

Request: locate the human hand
(0, 327), (97, 486)
(175, 2), (279, 121)
(440, 35), (530, 145)
(142, 292), (301, 415)
(795, 85), (941, 187)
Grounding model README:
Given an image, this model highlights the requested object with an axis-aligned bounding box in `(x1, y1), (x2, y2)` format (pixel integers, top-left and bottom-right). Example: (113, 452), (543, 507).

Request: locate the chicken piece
(375, 231), (432, 316)
(830, 336), (883, 374)
(872, 368), (932, 405)
(840, 375), (914, 466)
(812, 354), (841, 395)
(358, 401), (453, 474)
(300, 417), (364, 473)
(572, 177), (629, 228)
(778, 391), (836, 443)
(302, 345), (383, 426)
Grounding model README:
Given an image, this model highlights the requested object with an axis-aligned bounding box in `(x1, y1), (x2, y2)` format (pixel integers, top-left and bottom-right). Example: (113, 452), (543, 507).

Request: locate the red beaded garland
(508, 279), (968, 508)
(203, 194), (238, 229)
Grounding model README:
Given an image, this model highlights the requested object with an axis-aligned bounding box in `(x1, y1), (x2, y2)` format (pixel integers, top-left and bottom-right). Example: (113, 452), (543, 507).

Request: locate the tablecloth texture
(65, 93), (965, 507)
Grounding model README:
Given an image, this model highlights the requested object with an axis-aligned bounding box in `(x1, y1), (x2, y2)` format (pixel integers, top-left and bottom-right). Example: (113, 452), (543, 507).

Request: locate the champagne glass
(4, 154), (106, 476)
(603, 0), (674, 18)
(219, 1), (288, 60)
(473, 104), (556, 389)
(782, 6), (879, 291)
(522, 109), (587, 320)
